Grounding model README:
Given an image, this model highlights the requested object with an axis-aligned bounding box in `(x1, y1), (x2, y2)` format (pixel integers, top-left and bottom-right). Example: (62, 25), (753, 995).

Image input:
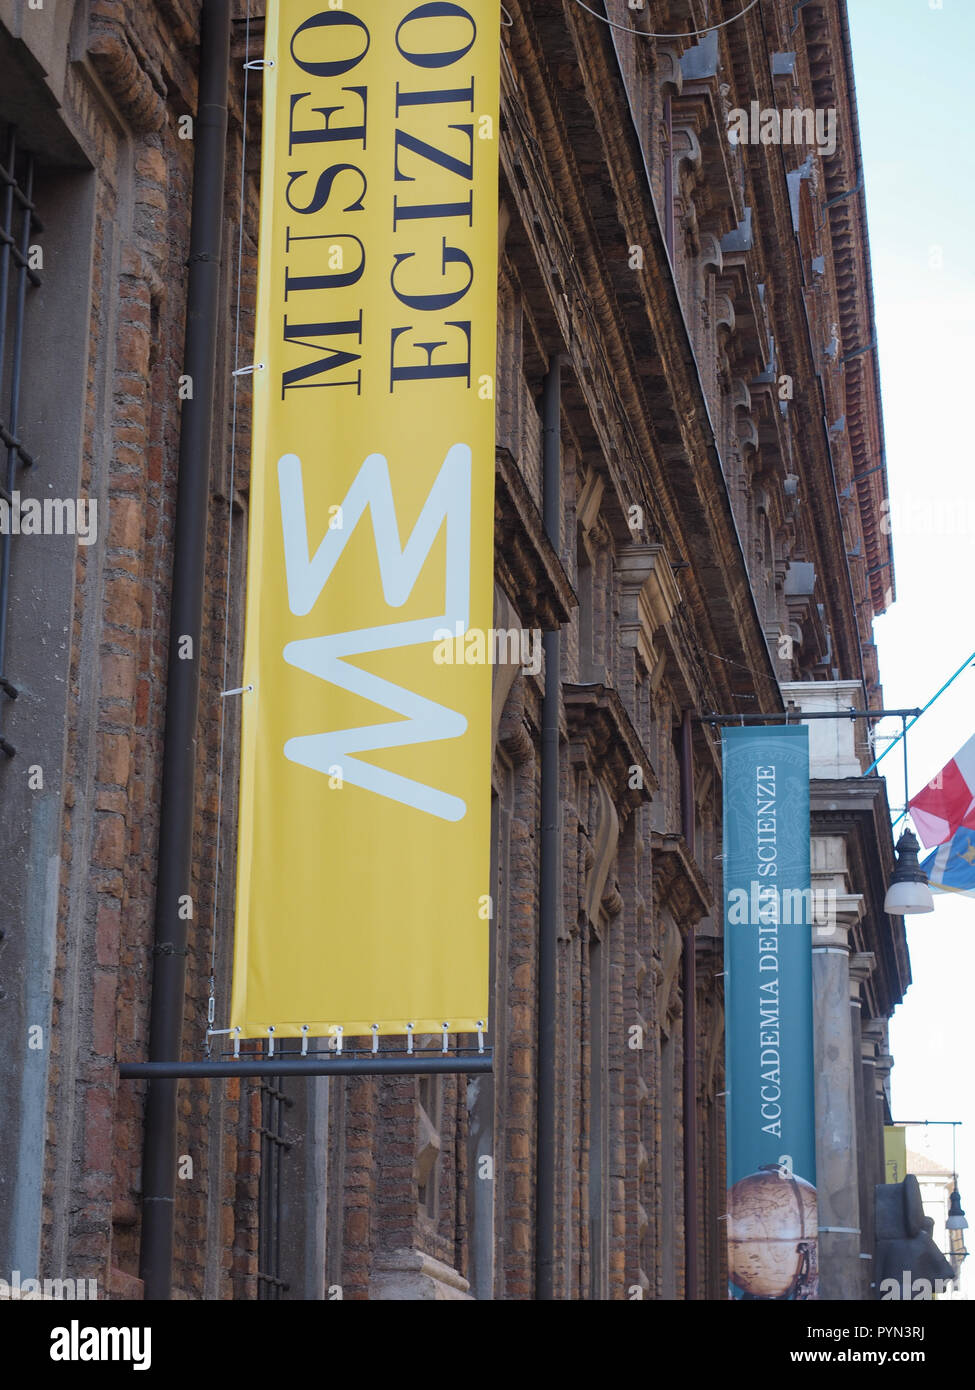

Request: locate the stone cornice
(801, 0), (893, 619)
(563, 682), (656, 818)
(502, 0), (781, 719)
(722, 23), (866, 693)
(651, 830), (713, 930)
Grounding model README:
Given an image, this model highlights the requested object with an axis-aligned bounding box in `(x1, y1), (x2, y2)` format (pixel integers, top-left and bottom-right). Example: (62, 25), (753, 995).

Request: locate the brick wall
(0, 0), (894, 1303)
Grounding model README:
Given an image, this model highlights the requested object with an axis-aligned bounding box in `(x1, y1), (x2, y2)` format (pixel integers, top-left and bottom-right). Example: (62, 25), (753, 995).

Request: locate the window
(0, 97), (93, 1279)
(417, 1072), (442, 1221)
(0, 123), (42, 758)
(660, 1029), (678, 1298)
(257, 1075), (294, 1299)
(588, 912), (610, 1299)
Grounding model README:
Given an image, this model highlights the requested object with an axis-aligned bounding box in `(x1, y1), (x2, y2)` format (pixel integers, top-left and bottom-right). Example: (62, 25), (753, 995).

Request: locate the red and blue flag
(921, 827), (975, 899)
(908, 734), (975, 850)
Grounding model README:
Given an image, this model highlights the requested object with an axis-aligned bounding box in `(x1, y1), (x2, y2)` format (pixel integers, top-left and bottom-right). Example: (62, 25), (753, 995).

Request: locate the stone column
(868, 1040), (897, 1298)
(812, 891), (865, 1300)
(874, 1044), (895, 1186)
(279, 1076), (329, 1300)
(849, 952), (875, 1298)
(856, 1028), (890, 1200)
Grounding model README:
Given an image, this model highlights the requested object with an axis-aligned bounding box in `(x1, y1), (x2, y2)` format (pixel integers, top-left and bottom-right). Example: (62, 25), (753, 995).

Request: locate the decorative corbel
(699, 232), (723, 276)
(655, 46), (683, 100)
(715, 291), (736, 340)
(492, 587), (525, 752)
(576, 467), (605, 541)
(617, 544), (681, 672)
(87, 5), (167, 133)
(582, 779), (621, 928)
(657, 910), (684, 1024)
(672, 126), (703, 189)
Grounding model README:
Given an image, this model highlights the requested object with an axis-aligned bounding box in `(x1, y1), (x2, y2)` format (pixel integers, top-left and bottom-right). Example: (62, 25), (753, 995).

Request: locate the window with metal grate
(0, 124), (42, 760)
(257, 1075), (294, 1299)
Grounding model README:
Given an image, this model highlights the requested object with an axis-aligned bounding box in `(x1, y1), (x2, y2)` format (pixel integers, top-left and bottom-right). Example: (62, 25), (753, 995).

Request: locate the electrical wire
(567, 0), (761, 40)
(862, 650), (975, 779)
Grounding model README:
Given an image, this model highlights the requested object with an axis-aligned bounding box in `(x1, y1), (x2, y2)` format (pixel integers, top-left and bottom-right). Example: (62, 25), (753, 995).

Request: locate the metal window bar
(256, 1074), (293, 1299)
(0, 124), (42, 759)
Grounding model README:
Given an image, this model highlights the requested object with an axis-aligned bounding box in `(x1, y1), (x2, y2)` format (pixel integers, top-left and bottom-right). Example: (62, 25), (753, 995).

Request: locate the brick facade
(0, 0), (905, 1301)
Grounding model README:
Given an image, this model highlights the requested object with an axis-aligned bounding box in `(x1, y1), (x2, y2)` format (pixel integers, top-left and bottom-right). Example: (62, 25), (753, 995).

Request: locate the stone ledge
(370, 1248), (472, 1301)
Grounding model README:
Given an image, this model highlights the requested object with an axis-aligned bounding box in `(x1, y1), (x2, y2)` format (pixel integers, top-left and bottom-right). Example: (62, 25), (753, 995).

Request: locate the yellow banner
(231, 0), (499, 1038)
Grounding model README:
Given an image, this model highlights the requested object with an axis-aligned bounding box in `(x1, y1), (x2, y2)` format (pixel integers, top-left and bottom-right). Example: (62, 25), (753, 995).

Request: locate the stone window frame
(587, 904), (611, 1301)
(0, 46), (95, 1276)
(416, 1066), (443, 1225)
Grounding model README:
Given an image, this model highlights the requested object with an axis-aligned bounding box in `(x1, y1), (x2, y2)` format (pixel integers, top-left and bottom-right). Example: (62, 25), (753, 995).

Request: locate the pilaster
(812, 895), (865, 1300)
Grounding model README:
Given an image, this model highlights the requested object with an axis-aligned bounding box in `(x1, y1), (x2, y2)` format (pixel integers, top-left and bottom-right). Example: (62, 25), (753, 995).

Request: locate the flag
(921, 828), (975, 898)
(908, 734), (975, 849)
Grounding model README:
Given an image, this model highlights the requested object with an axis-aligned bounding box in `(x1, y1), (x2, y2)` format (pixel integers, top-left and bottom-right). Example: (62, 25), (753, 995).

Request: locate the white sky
(848, 0), (975, 1281)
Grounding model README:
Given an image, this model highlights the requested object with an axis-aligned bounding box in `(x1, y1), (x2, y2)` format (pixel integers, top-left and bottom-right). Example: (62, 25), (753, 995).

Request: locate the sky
(847, 0), (975, 1284)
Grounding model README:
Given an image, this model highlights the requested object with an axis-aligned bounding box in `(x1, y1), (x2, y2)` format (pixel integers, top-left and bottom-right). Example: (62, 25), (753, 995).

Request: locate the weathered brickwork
(0, 0), (903, 1301)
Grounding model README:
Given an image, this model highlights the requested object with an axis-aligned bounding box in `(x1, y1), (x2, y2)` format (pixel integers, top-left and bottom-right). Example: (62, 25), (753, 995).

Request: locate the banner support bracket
(701, 707), (921, 725)
(119, 1054), (494, 1080)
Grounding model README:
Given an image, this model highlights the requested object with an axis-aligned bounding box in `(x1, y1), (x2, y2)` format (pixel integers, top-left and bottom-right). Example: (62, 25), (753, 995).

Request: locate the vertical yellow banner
(231, 0), (499, 1037)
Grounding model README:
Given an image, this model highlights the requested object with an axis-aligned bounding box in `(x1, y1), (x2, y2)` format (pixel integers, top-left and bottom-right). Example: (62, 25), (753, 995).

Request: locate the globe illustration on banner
(727, 1166), (819, 1299)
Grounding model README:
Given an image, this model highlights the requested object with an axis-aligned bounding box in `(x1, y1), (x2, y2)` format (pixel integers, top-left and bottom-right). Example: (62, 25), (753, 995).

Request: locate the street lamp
(884, 828), (935, 915)
(946, 1119), (968, 1236)
(893, 1120), (968, 1266)
(946, 1189), (968, 1232)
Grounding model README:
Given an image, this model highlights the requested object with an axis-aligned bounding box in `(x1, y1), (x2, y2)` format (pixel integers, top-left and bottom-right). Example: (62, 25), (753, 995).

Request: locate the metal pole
(121, 1056), (494, 1080)
(536, 354), (564, 1300)
(891, 1120), (963, 1190)
(702, 708), (921, 724)
(891, 1120), (963, 1126)
(138, 0), (232, 1302)
(680, 710), (699, 1299)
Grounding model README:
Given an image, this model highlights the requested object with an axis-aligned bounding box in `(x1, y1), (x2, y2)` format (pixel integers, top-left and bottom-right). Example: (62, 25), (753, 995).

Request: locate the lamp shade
(883, 880), (935, 914)
(884, 829), (934, 916)
(946, 1190), (968, 1231)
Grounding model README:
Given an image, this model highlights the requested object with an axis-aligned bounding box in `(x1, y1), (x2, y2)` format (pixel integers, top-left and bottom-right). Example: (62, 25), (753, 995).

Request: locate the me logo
(278, 445), (472, 822)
